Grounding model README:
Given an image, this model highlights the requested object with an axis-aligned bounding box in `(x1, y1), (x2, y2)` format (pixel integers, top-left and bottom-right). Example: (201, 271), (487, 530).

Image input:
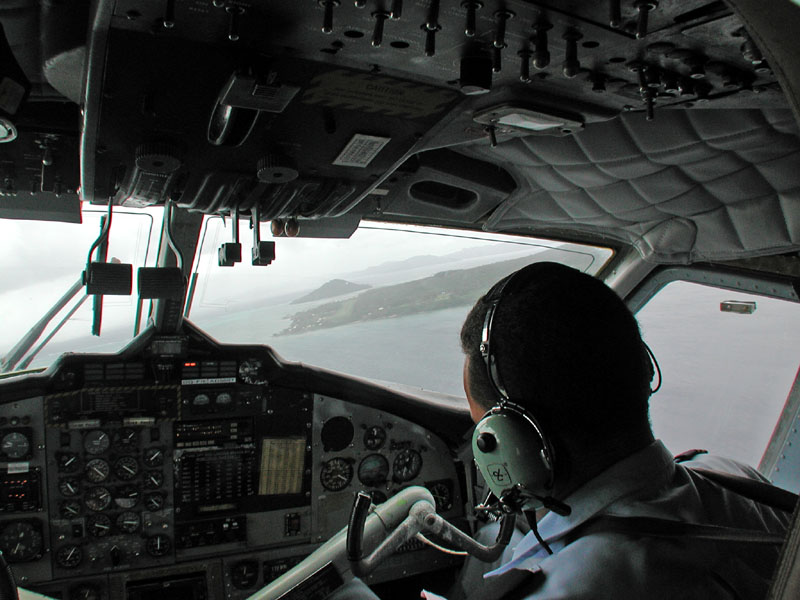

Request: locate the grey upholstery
(462, 110), (800, 264)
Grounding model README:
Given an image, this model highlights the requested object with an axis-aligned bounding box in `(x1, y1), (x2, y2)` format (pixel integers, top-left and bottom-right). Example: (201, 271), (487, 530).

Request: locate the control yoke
(249, 486), (515, 600)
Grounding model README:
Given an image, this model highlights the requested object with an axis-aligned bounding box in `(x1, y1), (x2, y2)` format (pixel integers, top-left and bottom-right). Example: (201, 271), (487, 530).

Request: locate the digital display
(259, 437), (306, 496)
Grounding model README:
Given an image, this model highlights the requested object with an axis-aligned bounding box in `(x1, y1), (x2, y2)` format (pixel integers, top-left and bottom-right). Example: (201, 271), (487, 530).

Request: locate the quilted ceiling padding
(461, 109), (800, 264)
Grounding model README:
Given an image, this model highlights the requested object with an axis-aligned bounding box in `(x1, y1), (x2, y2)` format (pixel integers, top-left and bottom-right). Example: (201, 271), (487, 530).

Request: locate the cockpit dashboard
(0, 323), (471, 599)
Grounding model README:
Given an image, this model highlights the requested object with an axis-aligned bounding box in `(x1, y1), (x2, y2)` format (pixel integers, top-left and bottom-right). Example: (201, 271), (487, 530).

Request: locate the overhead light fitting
(473, 104), (584, 135)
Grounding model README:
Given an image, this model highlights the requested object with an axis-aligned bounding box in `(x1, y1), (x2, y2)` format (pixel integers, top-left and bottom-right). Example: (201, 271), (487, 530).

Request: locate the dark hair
(460, 262), (653, 444)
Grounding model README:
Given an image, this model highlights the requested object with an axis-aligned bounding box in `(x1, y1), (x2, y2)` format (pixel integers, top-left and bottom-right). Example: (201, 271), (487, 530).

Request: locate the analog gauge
(114, 486), (140, 509)
(59, 500), (81, 519)
(393, 449), (423, 482)
(369, 490), (387, 504)
(363, 426), (386, 451)
(143, 447), (164, 467)
(320, 457), (353, 492)
(358, 454), (390, 486)
(428, 482), (453, 512)
(116, 511), (141, 534)
(238, 359), (264, 385)
(114, 456), (139, 481)
(70, 584), (100, 600)
(0, 521), (43, 562)
(85, 458), (110, 483)
(144, 492), (165, 512)
(114, 427), (139, 450)
(215, 392), (233, 405)
(144, 471), (163, 489)
(231, 559), (260, 590)
(1, 431), (30, 459)
(145, 534), (171, 557)
(83, 430), (110, 455)
(56, 544), (83, 568)
(87, 514), (112, 538)
(59, 478), (81, 497)
(57, 452), (79, 472)
(84, 486), (112, 512)
(192, 393), (210, 406)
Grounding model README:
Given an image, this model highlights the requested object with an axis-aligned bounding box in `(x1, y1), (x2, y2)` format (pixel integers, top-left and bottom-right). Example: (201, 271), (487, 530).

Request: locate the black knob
(371, 11), (391, 47)
(492, 45), (502, 73)
(163, 0), (176, 29)
(226, 5), (245, 41)
(319, 0), (340, 34)
(476, 432), (497, 453)
(423, 24), (441, 57)
(532, 22), (552, 69)
(462, 1), (483, 37)
(391, 0), (403, 20)
(590, 72), (606, 93)
(110, 545), (121, 567)
(609, 0), (621, 28)
(493, 10), (514, 49)
(518, 48), (532, 83)
(562, 29), (583, 78)
(634, 0), (658, 39)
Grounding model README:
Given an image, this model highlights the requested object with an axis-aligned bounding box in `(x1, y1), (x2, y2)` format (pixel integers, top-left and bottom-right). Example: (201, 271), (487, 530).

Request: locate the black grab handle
(347, 492), (373, 562)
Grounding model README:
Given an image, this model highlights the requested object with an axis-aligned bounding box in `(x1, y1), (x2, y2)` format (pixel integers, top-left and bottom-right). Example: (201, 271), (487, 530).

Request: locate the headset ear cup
(472, 408), (553, 503)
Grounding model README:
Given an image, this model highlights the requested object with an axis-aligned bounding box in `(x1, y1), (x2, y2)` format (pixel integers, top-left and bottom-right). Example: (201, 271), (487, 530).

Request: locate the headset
(470, 264), (570, 517)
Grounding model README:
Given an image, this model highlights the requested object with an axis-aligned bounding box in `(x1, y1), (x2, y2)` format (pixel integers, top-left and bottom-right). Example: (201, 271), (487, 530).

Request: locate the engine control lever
(347, 489), (516, 577)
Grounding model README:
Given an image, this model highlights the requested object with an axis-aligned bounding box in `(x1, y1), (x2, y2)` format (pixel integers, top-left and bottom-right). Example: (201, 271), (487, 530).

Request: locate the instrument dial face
(144, 492), (165, 512)
(84, 486), (112, 512)
(56, 544), (83, 568)
(363, 426), (386, 450)
(114, 427), (139, 450)
(358, 454), (390, 486)
(114, 456), (140, 481)
(143, 447), (164, 467)
(57, 452), (79, 472)
(428, 482), (453, 512)
(393, 449), (423, 482)
(216, 392), (233, 405)
(144, 471), (163, 489)
(193, 393), (210, 406)
(231, 559), (260, 590)
(87, 514), (112, 538)
(70, 585), (100, 600)
(320, 457), (353, 491)
(85, 458), (110, 483)
(116, 511), (141, 534)
(83, 430), (110, 455)
(114, 486), (140, 509)
(1, 431), (30, 459)
(145, 534), (171, 557)
(59, 500), (81, 519)
(59, 478), (81, 497)
(238, 359), (265, 385)
(0, 521), (43, 562)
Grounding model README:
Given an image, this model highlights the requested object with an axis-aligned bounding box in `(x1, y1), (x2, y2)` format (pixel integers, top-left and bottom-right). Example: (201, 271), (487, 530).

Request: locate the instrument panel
(0, 331), (467, 599)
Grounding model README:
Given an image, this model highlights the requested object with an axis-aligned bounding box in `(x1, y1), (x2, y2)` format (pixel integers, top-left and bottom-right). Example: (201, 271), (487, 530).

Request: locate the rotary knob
(134, 143), (182, 174)
(256, 155), (299, 183)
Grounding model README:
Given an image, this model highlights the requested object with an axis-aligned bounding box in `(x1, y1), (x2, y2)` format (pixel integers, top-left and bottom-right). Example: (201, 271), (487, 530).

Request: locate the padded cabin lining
(460, 109), (800, 264)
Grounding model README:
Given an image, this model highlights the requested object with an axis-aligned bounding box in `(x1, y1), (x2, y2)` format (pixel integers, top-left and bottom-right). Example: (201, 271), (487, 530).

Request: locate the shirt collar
(486, 440), (675, 577)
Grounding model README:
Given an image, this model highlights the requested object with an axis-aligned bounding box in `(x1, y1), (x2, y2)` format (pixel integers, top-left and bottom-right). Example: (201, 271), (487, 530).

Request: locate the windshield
(0, 208), (163, 372)
(188, 219), (612, 396)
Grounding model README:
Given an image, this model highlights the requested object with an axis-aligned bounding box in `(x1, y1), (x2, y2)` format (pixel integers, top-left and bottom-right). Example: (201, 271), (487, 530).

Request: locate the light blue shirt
(429, 441), (790, 600)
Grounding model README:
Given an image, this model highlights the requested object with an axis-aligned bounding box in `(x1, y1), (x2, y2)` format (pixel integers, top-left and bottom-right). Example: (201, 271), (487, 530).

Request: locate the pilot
(335, 261), (792, 600)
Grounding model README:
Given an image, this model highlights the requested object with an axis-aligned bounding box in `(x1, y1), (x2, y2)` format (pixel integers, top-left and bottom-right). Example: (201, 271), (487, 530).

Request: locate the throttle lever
(347, 492), (372, 561)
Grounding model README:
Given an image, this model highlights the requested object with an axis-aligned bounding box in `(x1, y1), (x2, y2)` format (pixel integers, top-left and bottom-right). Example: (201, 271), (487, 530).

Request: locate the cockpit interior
(0, 1), (799, 599)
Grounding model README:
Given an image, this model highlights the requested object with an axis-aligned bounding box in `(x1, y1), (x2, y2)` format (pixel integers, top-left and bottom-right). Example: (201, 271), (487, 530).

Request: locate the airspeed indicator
(392, 449), (422, 482)
(320, 457), (353, 491)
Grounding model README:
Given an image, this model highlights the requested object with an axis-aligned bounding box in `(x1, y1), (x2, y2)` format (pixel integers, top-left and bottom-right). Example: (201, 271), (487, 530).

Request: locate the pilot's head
(460, 262), (654, 491)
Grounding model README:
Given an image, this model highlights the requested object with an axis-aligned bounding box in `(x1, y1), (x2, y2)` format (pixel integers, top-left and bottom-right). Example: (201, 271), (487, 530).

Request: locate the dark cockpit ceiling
(2, 0), (799, 266)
